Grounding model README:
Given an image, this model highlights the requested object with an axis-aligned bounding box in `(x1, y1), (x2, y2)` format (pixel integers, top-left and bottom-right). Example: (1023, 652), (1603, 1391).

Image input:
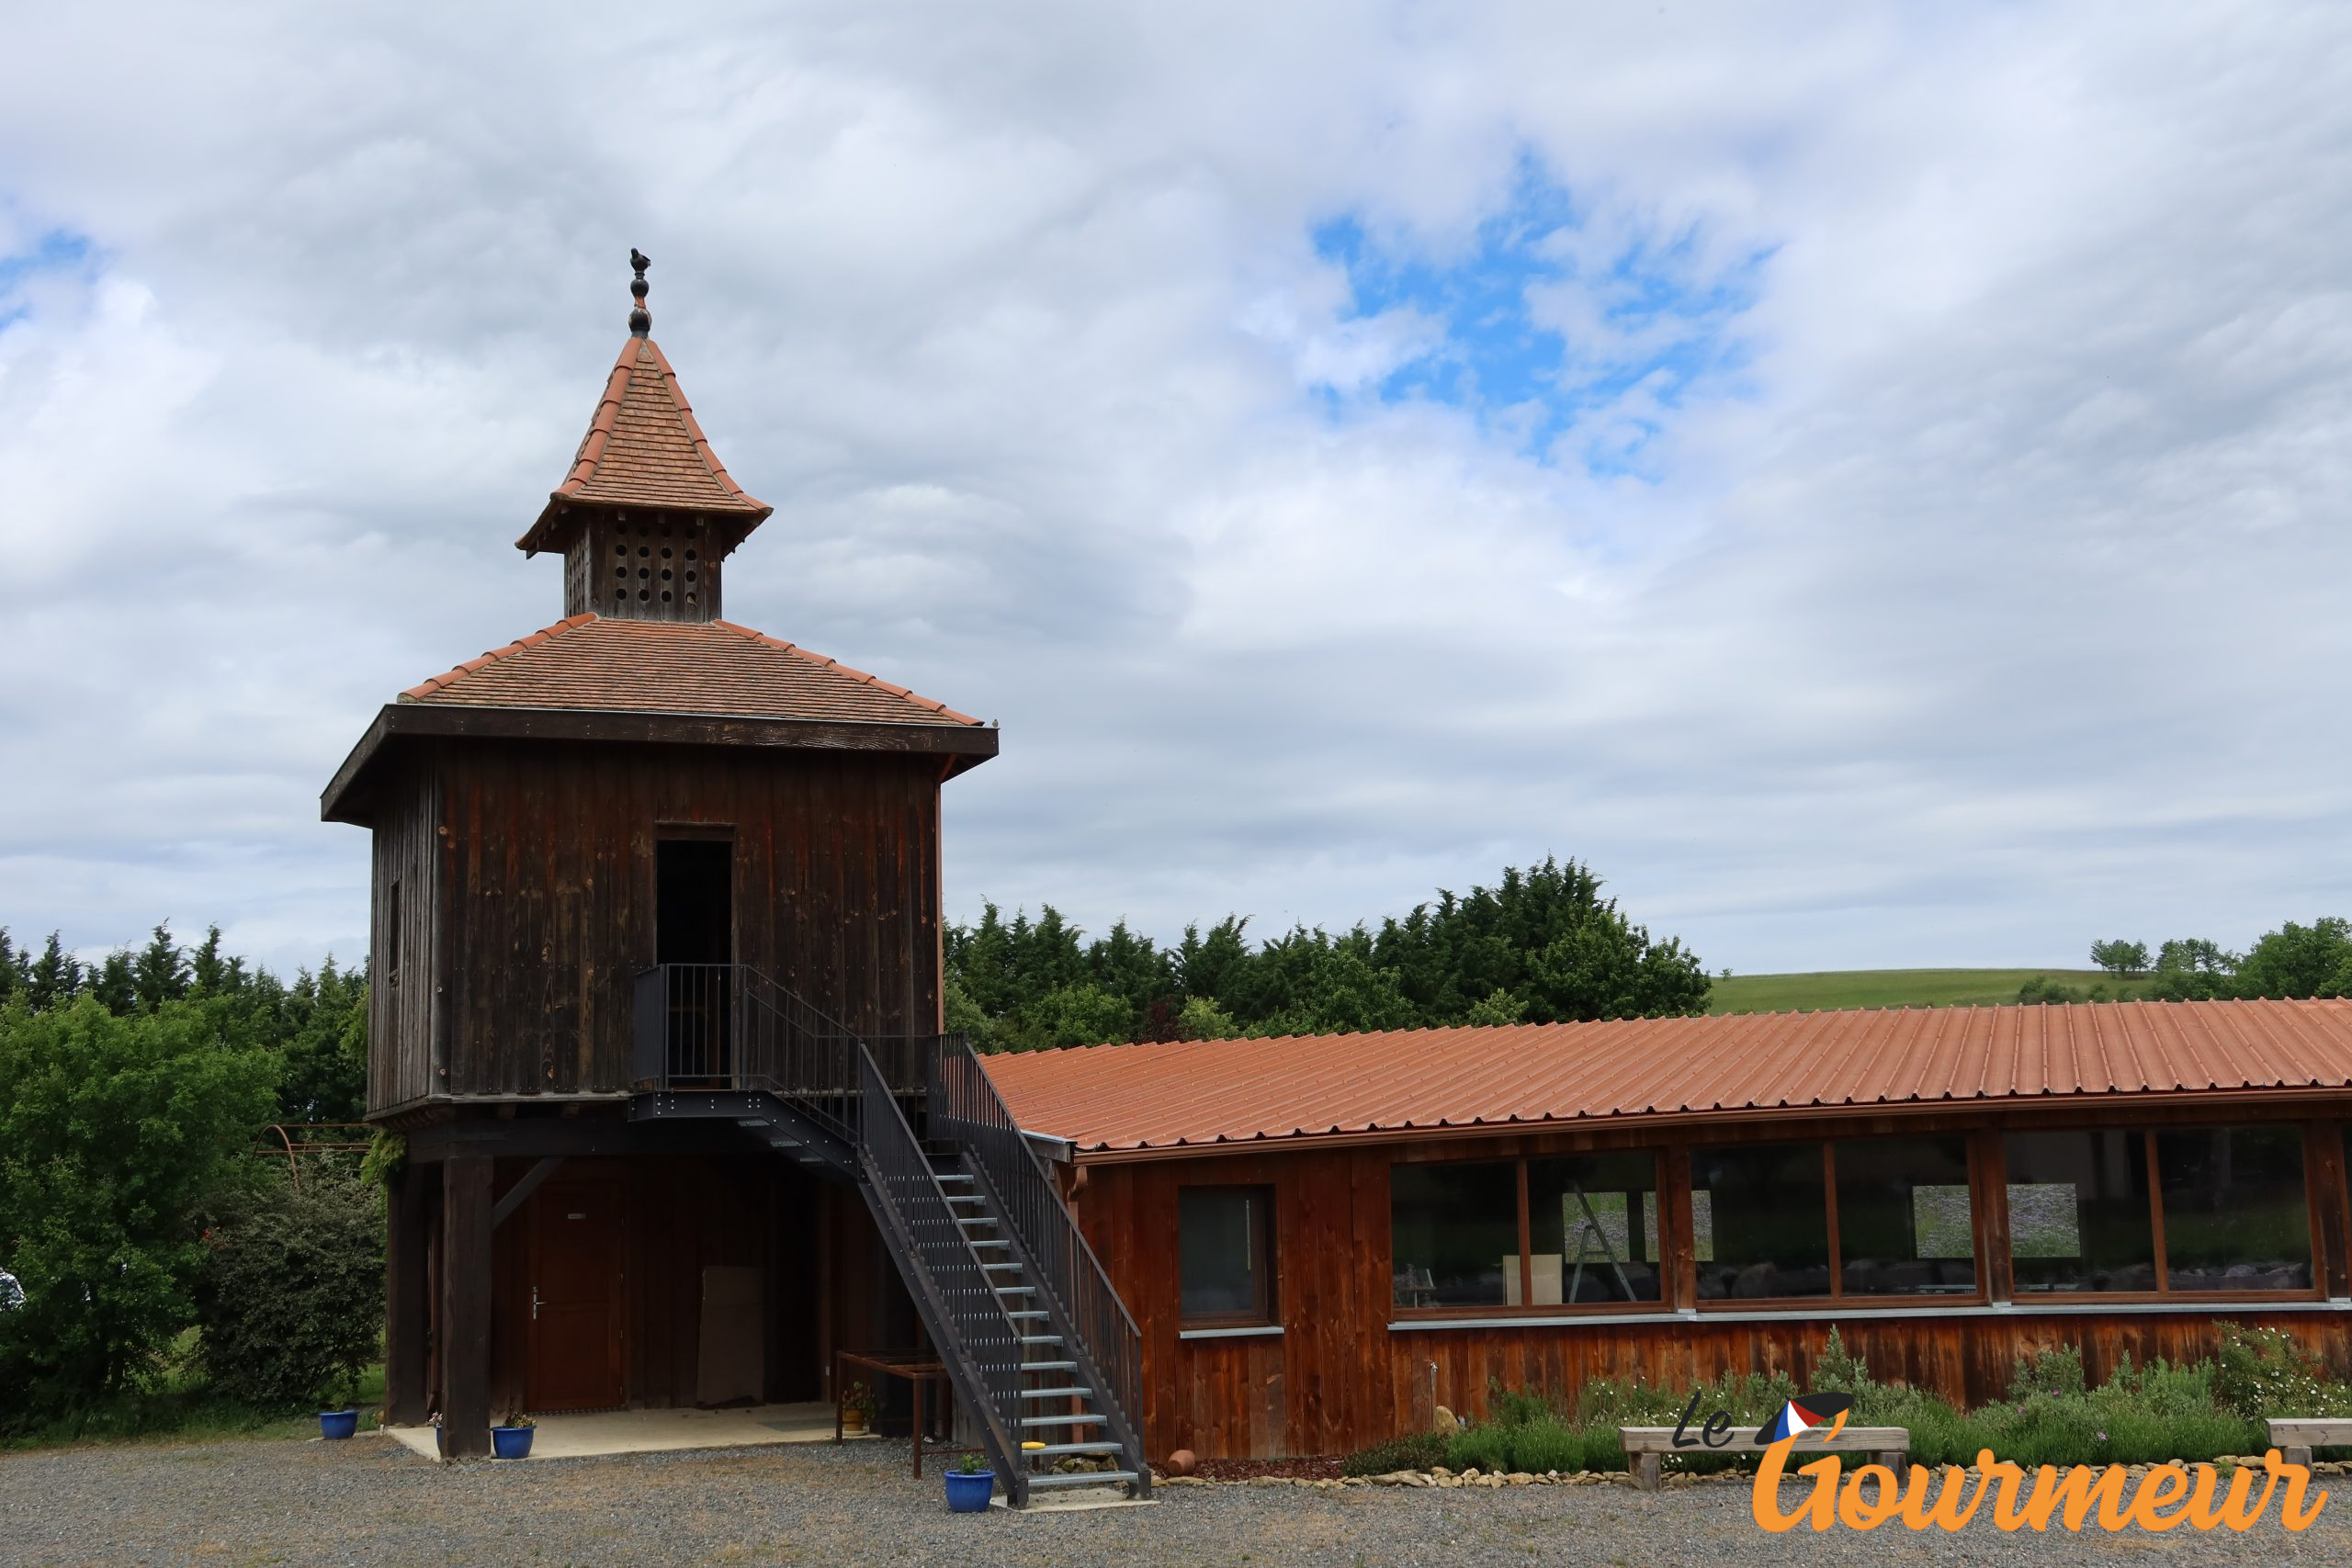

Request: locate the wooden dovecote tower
(321, 259), (1142, 1496)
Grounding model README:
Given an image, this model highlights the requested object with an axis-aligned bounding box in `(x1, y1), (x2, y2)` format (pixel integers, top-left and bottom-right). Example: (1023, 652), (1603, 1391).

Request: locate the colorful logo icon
(1753, 1390), (1853, 1445)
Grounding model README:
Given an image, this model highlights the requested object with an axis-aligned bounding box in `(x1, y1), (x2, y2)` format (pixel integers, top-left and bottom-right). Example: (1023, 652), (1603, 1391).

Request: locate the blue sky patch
(0, 226), (97, 332)
(1311, 158), (1768, 472)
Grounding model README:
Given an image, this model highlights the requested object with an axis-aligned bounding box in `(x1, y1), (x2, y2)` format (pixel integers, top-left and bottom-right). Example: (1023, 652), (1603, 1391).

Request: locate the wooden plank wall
(367, 760), (438, 1113)
(475, 1155), (902, 1414)
(1078, 1134), (2352, 1461)
(422, 740), (942, 1100)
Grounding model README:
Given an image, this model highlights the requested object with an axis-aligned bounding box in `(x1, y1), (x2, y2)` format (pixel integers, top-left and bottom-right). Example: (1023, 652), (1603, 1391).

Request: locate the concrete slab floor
(384, 1401), (881, 1463)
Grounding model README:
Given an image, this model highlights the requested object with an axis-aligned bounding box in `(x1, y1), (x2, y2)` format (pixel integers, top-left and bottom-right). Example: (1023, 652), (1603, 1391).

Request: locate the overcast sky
(4, 2), (2348, 980)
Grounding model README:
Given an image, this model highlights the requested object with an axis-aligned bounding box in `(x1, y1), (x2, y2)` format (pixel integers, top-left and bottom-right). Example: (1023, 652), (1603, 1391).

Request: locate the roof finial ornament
(628, 248), (652, 338)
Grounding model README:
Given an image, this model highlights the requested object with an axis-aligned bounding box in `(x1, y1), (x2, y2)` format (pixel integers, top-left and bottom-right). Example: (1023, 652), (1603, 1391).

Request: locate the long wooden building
(986, 1002), (2352, 1458)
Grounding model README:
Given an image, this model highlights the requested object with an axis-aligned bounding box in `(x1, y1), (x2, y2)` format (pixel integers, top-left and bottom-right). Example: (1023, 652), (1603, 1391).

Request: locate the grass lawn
(1708, 967), (2144, 1014)
(1, 1337), (387, 1451)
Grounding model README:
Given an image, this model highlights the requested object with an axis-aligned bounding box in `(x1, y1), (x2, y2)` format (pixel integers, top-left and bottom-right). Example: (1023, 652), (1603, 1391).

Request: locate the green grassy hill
(1707, 967), (2135, 1015)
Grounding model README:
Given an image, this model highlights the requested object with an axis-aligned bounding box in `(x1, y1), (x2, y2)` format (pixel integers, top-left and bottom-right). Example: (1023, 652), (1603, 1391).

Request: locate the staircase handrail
(629, 964), (1134, 1503)
(929, 1038), (1144, 1461)
(851, 1040), (1031, 1501)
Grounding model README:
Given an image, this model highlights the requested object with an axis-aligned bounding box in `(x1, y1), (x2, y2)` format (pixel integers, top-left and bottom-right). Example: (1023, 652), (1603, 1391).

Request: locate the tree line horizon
(5, 863), (2350, 1062)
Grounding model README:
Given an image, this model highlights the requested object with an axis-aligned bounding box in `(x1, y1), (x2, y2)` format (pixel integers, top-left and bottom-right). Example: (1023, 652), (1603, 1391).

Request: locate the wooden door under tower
(526, 1176), (627, 1411)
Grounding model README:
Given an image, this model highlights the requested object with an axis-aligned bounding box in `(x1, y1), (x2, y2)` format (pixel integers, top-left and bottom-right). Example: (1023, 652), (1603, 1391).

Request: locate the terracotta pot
(842, 1407), (868, 1434)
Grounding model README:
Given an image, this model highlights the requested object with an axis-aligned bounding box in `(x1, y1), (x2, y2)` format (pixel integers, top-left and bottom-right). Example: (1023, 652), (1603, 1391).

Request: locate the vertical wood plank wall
(1077, 1131), (2352, 1461)
(368, 761), (439, 1110)
(475, 1154), (905, 1414)
(375, 740), (943, 1111)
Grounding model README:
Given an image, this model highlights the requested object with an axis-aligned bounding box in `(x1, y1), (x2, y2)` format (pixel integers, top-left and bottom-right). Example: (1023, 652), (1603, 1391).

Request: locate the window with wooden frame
(2005, 1125), (2314, 1297)
(1179, 1186), (1276, 1325)
(1690, 1135), (1977, 1305)
(1389, 1153), (1667, 1314)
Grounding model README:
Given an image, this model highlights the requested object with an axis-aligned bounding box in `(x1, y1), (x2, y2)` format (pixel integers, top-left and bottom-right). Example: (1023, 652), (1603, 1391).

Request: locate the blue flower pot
(492, 1425), (536, 1460)
(319, 1409), (358, 1440)
(944, 1470), (995, 1512)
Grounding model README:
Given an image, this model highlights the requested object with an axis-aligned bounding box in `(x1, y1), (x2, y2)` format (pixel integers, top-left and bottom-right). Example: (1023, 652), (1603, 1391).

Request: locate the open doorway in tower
(656, 830), (734, 1082)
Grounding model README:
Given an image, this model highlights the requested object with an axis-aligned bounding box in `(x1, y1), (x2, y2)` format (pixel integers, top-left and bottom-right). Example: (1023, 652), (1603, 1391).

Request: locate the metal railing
(632, 964), (933, 1141)
(932, 1037), (1145, 1476)
(853, 1044), (1030, 1500)
(628, 964), (1139, 1502)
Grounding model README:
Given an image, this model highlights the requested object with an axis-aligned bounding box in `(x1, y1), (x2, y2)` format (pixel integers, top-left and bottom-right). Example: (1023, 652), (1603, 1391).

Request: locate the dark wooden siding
(481, 1154), (906, 1413)
(403, 739), (940, 1101)
(1076, 1107), (2352, 1460)
(367, 761), (439, 1113)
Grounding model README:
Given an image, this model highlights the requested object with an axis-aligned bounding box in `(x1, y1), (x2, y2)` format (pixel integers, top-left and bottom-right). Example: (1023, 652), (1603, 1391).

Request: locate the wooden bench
(1620, 1425), (1910, 1491)
(2267, 1418), (2352, 1471)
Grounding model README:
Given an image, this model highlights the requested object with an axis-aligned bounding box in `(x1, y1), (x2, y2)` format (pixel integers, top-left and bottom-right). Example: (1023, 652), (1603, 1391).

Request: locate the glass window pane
(2005, 1130), (2156, 1293)
(2155, 1126), (2311, 1292)
(1527, 1153), (1663, 1303)
(1390, 1161), (1520, 1308)
(1691, 1143), (1830, 1300)
(1834, 1135), (1976, 1296)
(1180, 1188), (1271, 1320)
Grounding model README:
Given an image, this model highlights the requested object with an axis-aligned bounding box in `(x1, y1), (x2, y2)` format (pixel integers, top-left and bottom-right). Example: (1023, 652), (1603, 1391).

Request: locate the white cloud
(1, 0), (2347, 977)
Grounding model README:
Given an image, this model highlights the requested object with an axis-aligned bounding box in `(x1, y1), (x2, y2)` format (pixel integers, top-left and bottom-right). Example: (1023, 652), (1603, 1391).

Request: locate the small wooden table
(834, 1349), (957, 1477)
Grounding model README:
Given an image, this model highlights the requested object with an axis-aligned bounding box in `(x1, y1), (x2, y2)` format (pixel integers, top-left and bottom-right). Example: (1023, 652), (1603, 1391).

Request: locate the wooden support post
(1661, 1145), (1697, 1313)
(2306, 1122), (2350, 1300)
(440, 1154), (494, 1459)
(1972, 1129), (2013, 1303)
(384, 1162), (436, 1427)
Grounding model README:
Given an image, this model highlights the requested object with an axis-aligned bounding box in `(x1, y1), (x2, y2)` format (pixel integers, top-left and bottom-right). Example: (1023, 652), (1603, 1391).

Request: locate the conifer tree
(26, 933), (80, 1010)
(91, 950), (136, 1014)
(130, 923), (191, 1010)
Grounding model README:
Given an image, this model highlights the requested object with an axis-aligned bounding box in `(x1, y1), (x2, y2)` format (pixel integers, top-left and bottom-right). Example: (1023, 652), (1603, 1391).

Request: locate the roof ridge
(399, 613), (601, 702)
(710, 620), (984, 727)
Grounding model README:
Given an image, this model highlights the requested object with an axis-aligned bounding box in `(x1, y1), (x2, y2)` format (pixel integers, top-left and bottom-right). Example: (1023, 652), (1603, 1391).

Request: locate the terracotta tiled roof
(398, 614), (983, 728)
(982, 999), (2352, 1155)
(517, 336), (771, 553)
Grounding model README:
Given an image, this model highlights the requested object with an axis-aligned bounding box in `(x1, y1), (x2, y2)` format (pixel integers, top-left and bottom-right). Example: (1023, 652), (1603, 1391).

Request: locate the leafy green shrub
(1487, 1326), (2294, 1477)
(195, 1174), (384, 1407)
(2212, 1321), (2352, 1419)
(2008, 1344), (2086, 1400)
(1571, 1425), (1629, 1473)
(1445, 1423), (1513, 1472)
(1340, 1429), (1449, 1475)
(0, 997), (279, 1432)
(1502, 1418), (1585, 1473)
(1485, 1380), (1558, 1427)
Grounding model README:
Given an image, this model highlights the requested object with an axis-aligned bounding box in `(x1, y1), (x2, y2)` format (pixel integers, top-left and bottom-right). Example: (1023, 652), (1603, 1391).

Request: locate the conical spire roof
(516, 257), (771, 555)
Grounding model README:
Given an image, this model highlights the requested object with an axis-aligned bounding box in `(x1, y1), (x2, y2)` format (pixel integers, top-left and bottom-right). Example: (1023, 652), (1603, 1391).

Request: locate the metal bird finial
(628, 248), (652, 337)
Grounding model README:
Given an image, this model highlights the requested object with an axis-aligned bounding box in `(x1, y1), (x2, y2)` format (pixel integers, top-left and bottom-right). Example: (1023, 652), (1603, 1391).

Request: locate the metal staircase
(628, 963), (1147, 1507)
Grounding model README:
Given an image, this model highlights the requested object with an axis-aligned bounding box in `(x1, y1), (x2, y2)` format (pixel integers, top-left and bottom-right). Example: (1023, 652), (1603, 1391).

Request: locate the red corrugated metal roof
(397, 614), (983, 727)
(981, 999), (2352, 1155)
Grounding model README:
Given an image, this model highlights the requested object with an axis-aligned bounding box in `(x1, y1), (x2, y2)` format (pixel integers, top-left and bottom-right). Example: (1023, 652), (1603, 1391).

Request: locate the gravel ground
(4, 1434), (2349, 1567)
